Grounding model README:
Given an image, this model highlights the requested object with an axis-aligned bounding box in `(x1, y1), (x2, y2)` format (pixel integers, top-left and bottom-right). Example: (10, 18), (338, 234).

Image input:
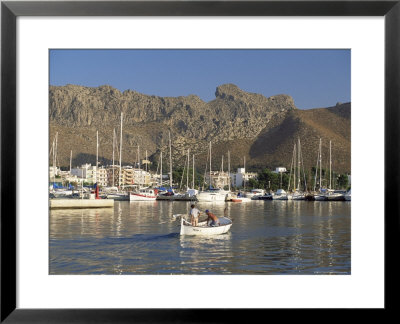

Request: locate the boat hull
(325, 194), (345, 201)
(273, 195), (289, 200)
(180, 218), (232, 236)
(129, 193), (157, 201)
(196, 192), (227, 202)
(231, 197), (252, 202)
(107, 193), (129, 201)
(157, 195), (196, 201)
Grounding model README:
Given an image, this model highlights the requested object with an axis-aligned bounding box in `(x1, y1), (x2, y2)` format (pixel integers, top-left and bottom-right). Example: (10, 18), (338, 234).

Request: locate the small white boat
(129, 188), (157, 201)
(272, 189), (290, 200)
(292, 191), (305, 200)
(245, 189), (265, 200)
(179, 216), (232, 236)
(314, 193), (327, 201)
(196, 188), (228, 202)
(320, 189), (345, 201)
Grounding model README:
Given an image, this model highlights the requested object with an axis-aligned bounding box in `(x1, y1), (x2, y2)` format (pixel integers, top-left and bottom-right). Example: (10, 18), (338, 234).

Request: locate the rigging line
(287, 143), (295, 191)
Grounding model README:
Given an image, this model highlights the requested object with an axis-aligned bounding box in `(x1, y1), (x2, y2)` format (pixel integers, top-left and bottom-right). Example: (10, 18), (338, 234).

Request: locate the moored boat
(258, 193), (273, 200)
(231, 197), (252, 202)
(247, 189), (265, 200)
(325, 190), (346, 201)
(129, 188), (157, 201)
(107, 192), (129, 201)
(314, 193), (327, 201)
(345, 189), (351, 201)
(292, 191), (305, 200)
(179, 215), (232, 236)
(273, 189), (290, 200)
(196, 188), (228, 202)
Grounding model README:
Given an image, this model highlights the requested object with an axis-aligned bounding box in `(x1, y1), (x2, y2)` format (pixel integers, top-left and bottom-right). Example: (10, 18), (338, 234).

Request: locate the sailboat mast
(137, 145), (140, 188)
(69, 150), (72, 174)
(169, 131), (172, 188)
(192, 154), (195, 189)
(112, 128), (115, 187)
(54, 132), (58, 183)
(313, 141), (319, 192)
(119, 113), (123, 188)
(228, 151), (231, 192)
(243, 156), (246, 189)
(319, 138), (322, 191)
(209, 141), (212, 187)
(96, 130), (98, 185)
(160, 151), (163, 187)
(52, 139), (56, 185)
(297, 138), (301, 191)
(293, 143), (296, 192)
(187, 149), (189, 189)
(329, 140), (332, 189)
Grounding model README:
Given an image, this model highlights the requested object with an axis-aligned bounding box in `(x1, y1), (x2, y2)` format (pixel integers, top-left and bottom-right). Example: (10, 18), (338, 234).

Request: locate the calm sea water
(49, 200), (351, 275)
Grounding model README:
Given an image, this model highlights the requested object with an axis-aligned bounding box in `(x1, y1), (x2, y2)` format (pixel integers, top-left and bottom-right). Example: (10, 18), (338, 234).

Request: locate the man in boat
(205, 210), (220, 226)
(189, 204), (201, 226)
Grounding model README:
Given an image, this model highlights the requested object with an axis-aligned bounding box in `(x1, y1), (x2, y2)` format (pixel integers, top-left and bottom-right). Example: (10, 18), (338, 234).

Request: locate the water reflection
(49, 201), (350, 275)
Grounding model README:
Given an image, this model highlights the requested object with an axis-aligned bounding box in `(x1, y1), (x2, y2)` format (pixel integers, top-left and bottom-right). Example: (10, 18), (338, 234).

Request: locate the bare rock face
(49, 84), (350, 173)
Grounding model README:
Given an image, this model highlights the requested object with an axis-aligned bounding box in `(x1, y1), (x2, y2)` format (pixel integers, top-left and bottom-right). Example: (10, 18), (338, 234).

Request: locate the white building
(71, 163), (96, 184)
(206, 171), (230, 189)
(230, 168), (258, 188)
(49, 166), (60, 179)
(273, 167), (287, 174)
(97, 167), (108, 187)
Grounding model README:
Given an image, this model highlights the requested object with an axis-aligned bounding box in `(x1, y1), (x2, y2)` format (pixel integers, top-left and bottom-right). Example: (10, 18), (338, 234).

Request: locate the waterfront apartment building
(230, 168), (258, 188)
(207, 171), (231, 189)
(97, 167), (108, 187)
(71, 163), (96, 184)
(106, 166), (120, 187)
(63, 163), (153, 187)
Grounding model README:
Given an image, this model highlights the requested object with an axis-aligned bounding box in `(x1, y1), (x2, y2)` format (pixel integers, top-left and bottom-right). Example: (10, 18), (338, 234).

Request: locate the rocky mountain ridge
(49, 84), (350, 174)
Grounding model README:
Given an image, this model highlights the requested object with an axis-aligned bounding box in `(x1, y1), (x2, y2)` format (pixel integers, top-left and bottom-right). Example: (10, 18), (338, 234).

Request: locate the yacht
(196, 188), (228, 202)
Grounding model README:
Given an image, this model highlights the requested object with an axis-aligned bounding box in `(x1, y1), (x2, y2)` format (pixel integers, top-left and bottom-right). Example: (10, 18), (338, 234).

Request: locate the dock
(50, 198), (114, 209)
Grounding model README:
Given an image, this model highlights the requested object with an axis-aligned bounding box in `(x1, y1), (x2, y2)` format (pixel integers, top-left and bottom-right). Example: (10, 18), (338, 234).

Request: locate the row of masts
(288, 138), (307, 192)
(313, 138), (333, 191)
(52, 112), (336, 192)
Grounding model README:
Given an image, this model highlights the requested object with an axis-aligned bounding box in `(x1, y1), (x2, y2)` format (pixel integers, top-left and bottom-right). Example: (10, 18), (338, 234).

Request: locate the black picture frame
(1, 0), (398, 322)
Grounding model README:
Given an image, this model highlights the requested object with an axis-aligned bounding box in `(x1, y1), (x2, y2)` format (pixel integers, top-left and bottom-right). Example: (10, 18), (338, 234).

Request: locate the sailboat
(197, 142), (228, 202)
(107, 113), (130, 201)
(292, 138), (306, 200)
(313, 138), (327, 201)
(273, 165), (290, 200)
(184, 150), (198, 198)
(129, 145), (157, 201)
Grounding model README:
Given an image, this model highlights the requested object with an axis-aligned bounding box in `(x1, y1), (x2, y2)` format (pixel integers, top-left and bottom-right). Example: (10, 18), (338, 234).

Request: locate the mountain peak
(215, 83), (247, 100)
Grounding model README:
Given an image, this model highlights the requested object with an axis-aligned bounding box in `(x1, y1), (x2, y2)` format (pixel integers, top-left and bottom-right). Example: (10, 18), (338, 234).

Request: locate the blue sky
(50, 49), (350, 109)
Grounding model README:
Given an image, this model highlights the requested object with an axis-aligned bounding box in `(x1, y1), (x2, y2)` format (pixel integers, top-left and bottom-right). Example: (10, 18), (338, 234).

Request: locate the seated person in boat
(190, 204), (201, 226)
(205, 210), (220, 226)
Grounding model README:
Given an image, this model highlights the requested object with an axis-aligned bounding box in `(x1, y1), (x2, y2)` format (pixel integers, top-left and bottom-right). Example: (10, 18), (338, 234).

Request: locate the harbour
(49, 200), (351, 275)
(48, 49), (352, 277)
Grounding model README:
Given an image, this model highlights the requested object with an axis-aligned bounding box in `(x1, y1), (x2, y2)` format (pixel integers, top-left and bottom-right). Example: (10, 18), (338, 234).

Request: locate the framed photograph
(1, 0), (398, 321)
